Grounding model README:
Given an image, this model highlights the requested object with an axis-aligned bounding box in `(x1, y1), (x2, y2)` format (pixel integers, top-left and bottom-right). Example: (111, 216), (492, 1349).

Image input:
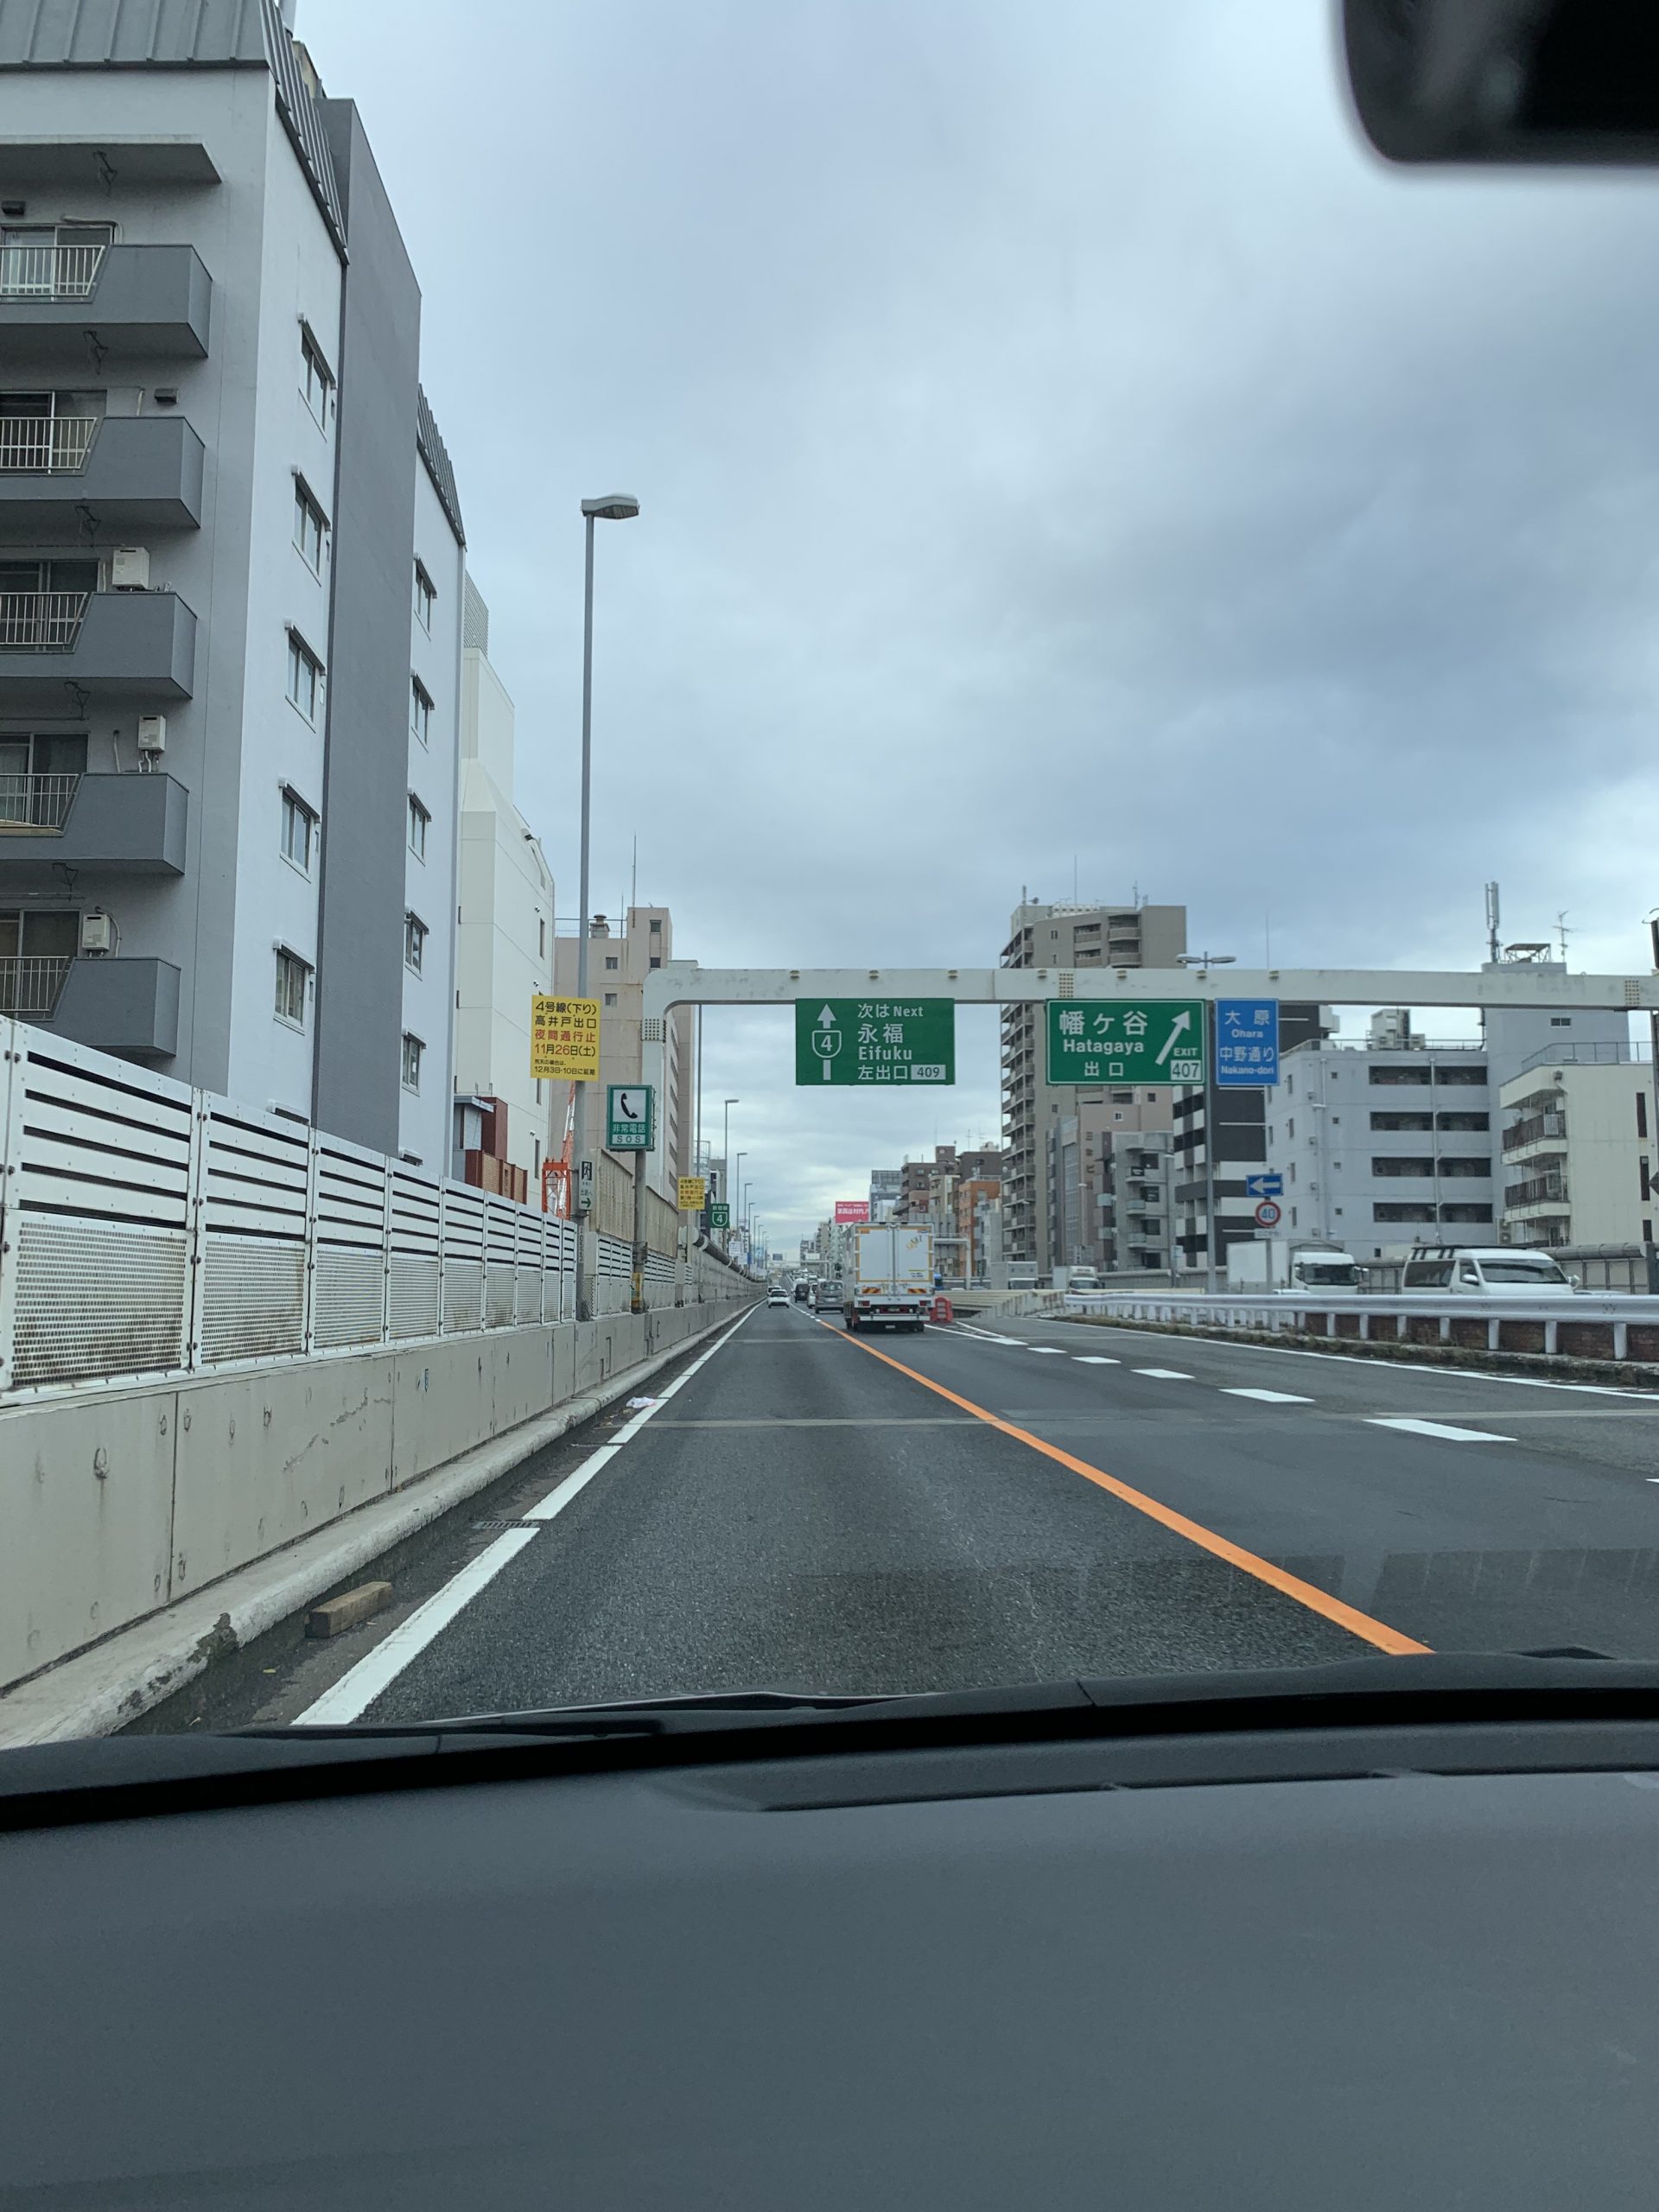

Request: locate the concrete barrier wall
(0, 1300), (749, 1698)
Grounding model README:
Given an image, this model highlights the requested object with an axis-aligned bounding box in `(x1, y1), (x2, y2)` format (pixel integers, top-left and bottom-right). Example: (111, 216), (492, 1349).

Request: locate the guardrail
(1061, 1289), (1659, 1364)
(0, 1019), (747, 1401)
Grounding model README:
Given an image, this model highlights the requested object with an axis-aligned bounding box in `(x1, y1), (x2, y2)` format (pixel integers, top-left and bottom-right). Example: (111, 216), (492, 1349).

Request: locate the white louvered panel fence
(0, 1018), (754, 1397)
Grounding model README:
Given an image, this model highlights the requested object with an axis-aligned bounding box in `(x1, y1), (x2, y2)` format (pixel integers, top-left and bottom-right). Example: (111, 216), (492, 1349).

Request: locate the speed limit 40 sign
(1254, 1199), (1283, 1229)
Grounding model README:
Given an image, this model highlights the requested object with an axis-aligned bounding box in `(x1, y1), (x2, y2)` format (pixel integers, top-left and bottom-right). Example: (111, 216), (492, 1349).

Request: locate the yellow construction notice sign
(677, 1176), (707, 1212)
(531, 995), (600, 1080)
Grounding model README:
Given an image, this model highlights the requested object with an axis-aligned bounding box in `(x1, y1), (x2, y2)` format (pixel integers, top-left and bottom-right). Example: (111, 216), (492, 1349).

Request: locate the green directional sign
(1045, 999), (1206, 1087)
(795, 996), (956, 1087)
(709, 1202), (731, 1230)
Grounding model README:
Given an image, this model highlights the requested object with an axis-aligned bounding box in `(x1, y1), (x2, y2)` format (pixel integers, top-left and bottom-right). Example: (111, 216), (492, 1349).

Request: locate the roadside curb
(0, 1308), (750, 1749)
(1055, 1310), (1659, 1390)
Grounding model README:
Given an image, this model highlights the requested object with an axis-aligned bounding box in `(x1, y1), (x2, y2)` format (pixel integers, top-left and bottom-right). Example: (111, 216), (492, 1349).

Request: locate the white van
(1399, 1246), (1580, 1297)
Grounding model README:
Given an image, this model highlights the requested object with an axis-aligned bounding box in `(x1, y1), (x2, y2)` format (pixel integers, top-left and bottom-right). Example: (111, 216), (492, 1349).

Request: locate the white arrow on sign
(1154, 1009), (1192, 1068)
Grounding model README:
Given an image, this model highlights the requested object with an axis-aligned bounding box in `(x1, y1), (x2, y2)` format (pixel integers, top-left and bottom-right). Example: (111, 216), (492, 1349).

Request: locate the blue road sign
(1244, 1172), (1284, 1198)
(1216, 998), (1280, 1089)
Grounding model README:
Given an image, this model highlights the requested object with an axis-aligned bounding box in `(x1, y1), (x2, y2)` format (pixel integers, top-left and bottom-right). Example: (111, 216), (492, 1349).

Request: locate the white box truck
(847, 1224), (933, 1333)
(1227, 1239), (1367, 1294)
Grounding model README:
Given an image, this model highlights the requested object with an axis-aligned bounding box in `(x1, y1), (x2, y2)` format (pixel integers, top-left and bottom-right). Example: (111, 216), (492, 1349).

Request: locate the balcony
(0, 244), (212, 359)
(1505, 1174), (1569, 1211)
(0, 772), (188, 884)
(0, 415), (205, 532)
(0, 589), (195, 711)
(1503, 1109), (1567, 1154)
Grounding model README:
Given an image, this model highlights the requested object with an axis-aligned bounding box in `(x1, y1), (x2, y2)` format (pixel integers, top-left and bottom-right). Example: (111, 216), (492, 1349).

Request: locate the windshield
(7, 3), (1659, 1754)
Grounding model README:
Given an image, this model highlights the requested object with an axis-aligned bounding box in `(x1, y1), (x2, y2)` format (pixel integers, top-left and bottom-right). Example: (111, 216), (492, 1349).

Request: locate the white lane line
(293, 1307), (755, 1727)
(1056, 1326), (1656, 1400)
(294, 1529), (538, 1725)
(1027, 1345), (1068, 1355)
(1134, 1368), (1194, 1381)
(1072, 1356), (1120, 1365)
(1222, 1388), (1316, 1404)
(1366, 1416), (1515, 1444)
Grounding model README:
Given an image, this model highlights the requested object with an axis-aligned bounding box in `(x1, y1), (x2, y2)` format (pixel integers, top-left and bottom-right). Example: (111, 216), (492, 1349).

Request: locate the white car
(1400, 1247), (1579, 1297)
(766, 1289), (790, 1307)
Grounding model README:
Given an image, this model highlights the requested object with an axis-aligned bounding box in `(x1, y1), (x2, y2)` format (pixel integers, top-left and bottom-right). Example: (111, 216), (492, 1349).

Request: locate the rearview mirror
(1343, 0), (1659, 165)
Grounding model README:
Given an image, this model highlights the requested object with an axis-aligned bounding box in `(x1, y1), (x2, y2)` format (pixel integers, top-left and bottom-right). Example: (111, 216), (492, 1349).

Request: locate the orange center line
(815, 1317), (1429, 1658)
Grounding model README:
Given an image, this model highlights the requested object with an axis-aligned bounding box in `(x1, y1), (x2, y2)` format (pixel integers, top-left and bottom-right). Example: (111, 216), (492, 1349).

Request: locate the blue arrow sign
(1244, 1172), (1284, 1198)
(1216, 998), (1280, 1089)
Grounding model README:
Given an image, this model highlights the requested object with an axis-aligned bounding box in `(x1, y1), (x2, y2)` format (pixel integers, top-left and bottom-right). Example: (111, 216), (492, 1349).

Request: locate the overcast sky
(307, 2), (1659, 1255)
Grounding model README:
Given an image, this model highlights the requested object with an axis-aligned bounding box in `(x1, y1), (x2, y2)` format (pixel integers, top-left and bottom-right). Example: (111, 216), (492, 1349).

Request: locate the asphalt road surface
(166, 1302), (1659, 1731)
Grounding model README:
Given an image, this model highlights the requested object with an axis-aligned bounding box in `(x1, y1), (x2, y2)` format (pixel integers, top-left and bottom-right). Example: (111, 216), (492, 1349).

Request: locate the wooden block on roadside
(306, 1581), (393, 1638)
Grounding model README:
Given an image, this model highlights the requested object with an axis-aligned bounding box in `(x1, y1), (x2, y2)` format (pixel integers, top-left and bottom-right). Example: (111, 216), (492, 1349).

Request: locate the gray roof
(0, 0), (346, 256)
(417, 386), (465, 547)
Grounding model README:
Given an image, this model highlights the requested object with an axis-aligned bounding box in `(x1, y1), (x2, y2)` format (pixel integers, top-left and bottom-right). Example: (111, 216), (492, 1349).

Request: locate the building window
(604, 991), (617, 1007)
(649, 955), (661, 969)
(604, 954), (619, 970)
(274, 946), (310, 1029)
(1550, 1017), (1571, 1027)
(410, 677), (432, 746)
(649, 918), (662, 935)
(292, 477), (327, 574)
(1640, 1091), (1649, 1141)
(300, 324), (334, 425)
(407, 793), (429, 859)
(537, 917), (546, 957)
(404, 911), (427, 974)
(1373, 1201), (1436, 1223)
(413, 561), (435, 632)
(286, 629), (322, 723)
(401, 1032), (423, 1091)
(280, 785), (316, 874)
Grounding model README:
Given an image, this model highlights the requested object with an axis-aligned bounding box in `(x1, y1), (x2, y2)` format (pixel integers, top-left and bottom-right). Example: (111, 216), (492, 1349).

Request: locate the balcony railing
(0, 771), (79, 829)
(0, 415), (99, 473)
(1505, 1175), (1569, 1211)
(0, 591), (90, 649)
(0, 241), (105, 299)
(0, 955), (71, 1016)
(1503, 1110), (1567, 1153)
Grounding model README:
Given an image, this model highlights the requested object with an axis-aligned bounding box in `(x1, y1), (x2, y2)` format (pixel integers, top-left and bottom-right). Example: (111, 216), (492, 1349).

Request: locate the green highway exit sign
(1045, 999), (1206, 1086)
(795, 997), (956, 1087)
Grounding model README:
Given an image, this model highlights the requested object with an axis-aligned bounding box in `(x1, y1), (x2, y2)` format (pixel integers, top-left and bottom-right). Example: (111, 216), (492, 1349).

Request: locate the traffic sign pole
(1204, 999), (1219, 1294)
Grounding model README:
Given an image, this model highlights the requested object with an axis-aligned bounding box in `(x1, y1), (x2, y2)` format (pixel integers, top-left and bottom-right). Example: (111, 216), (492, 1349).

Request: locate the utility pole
(630, 1145), (647, 1315)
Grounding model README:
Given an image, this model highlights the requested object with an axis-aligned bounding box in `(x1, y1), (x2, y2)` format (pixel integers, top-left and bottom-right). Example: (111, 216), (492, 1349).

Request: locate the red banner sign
(834, 1200), (870, 1224)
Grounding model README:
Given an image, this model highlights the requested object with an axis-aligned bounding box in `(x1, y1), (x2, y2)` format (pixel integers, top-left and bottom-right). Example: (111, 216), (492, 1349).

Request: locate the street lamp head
(581, 494), (640, 521)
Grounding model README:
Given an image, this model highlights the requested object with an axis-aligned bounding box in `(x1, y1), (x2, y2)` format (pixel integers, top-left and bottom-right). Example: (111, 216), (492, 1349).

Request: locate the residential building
(999, 899), (1187, 1269)
(450, 578), (554, 1186)
(1262, 1015), (1497, 1259)
(0, 2), (464, 1161)
(868, 1166), (902, 1224)
(1047, 1097), (1173, 1272)
(550, 905), (696, 1198)
(1104, 1129), (1179, 1273)
(1499, 1045), (1655, 1249)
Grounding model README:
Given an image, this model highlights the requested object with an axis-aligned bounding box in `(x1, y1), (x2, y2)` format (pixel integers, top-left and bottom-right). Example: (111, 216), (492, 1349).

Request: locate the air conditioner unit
(79, 912), (115, 956)
(110, 546), (150, 591)
(137, 714), (166, 755)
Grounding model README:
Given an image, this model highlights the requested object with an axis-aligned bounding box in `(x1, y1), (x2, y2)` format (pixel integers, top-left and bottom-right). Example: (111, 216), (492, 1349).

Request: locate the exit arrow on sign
(1154, 1009), (1192, 1067)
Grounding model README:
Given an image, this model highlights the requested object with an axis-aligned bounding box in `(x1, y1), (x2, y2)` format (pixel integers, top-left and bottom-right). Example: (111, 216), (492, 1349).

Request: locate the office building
(451, 578), (554, 1187)
(0, 1), (468, 1163)
(1499, 1046), (1655, 1249)
(1000, 898), (1187, 1269)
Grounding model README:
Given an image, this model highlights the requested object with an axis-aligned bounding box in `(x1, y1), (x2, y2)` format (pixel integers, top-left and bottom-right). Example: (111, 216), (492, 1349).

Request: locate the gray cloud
(307, 1), (1659, 1247)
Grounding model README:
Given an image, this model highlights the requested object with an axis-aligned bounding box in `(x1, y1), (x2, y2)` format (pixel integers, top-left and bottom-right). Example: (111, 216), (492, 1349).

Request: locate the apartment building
(999, 899), (1187, 1269)
(451, 578), (554, 1186)
(1172, 1002), (1329, 1269)
(1498, 1046), (1655, 1249)
(1048, 1097), (1173, 1272)
(551, 905), (696, 1199)
(0, 0), (464, 1164)
(868, 1166), (902, 1224)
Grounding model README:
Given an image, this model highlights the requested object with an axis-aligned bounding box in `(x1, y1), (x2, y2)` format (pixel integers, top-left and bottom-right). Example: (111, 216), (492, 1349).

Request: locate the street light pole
(722, 1100), (739, 1238)
(571, 494), (639, 1320)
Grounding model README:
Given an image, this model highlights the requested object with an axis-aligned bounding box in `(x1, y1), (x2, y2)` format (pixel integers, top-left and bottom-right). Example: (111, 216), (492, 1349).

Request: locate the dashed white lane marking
(1134, 1368), (1194, 1381)
(1366, 1416), (1515, 1444)
(1027, 1345), (1069, 1355)
(1222, 1388), (1316, 1404)
(1072, 1356), (1120, 1365)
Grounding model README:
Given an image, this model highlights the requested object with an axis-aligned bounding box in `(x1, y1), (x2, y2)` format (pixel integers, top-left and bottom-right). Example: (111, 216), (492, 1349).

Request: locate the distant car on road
(813, 1281), (844, 1312)
(793, 1281), (811, 1303)
(766, 1288), (790, 1307)
(1401, 1246), (1580, 1297)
